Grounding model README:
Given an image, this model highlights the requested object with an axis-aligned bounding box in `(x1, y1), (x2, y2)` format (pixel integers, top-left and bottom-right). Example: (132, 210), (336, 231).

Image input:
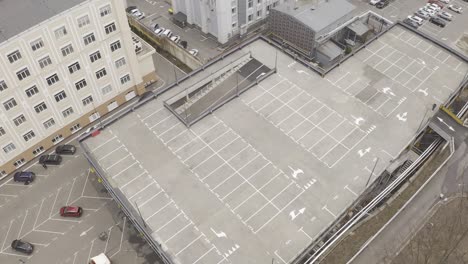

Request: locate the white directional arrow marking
(357, 147), (371, 157)
(210, 228), (227, 238)
(437, 117), (455, 132)
(396, 112), (408, 122)
(288, 166), (304, 179)
(418, 88), (428, 96)
(351, 115), (365, 126)
(289, 208), (306, 220)
(382, 87), (395, 96)
(297, 70), (310, 75)
(80, 226), (94, 237)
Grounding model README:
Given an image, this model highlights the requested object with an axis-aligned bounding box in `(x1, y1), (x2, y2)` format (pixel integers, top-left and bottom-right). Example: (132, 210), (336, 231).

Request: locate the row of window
(7, 17), (116, 65)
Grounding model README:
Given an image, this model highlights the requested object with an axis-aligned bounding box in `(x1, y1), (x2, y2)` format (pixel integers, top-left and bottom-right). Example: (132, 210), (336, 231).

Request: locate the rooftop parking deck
(82, 25), (468, 264)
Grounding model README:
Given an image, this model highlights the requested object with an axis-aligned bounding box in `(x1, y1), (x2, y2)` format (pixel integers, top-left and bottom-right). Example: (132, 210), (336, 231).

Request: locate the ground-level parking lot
(126, 0), (222, 63)
(82, 24), (468, 264)
(0, 139), (158, 264)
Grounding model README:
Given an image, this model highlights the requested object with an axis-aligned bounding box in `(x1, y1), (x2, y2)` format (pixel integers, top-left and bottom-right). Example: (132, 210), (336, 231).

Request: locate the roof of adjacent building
(0, 0), (87, 44)
(317, 40), (343, 59)
(274, 0), (356, 33)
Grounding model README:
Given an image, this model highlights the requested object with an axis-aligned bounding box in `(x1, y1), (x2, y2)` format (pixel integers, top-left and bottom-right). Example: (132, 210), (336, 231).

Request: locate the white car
(415, 10), (430, 19)
(154, 27), (165, 35)
(161, 29), (172, 38)
(425, 4), (440, 12)
(189, 49), (199, 56)
(170, 35), (181, 43)
(448, 4), (462, 13)
(420, 7), (436, 15)
(439, 0), (449, 3)
(130, 9), (145, 19)
(438, 11), (453, 20)
(369, 0), (380, 5)
(90, 253), (111, 264)
(407, 15), (424, 25)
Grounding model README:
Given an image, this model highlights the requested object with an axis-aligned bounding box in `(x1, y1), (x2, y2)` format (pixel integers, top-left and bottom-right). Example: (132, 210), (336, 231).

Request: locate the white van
(407, 15), (424, 25)
(89, 253), (111, 264)
(162, 29), (172, 38)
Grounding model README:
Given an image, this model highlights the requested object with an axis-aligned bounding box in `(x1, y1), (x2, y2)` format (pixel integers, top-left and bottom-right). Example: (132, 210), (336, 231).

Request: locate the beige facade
(0, 0), (156, 175)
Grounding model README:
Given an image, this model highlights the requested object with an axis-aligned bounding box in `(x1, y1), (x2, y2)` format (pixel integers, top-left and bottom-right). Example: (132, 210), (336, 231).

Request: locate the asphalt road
(0, 102), (160, 264)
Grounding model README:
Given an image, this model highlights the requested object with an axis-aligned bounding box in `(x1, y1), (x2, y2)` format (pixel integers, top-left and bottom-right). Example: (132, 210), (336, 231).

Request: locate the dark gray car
(39, 154), (62, 165)
(11, 239), (34, 254)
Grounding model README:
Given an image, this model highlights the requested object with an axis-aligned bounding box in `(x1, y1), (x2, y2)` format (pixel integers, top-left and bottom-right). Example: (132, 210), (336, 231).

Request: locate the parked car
(376, 0), (389, 8)
(429, 17), (447, 27)
(130, 9), (145, 19)
(448, 4), (463, 13)
(439, 0), (450, 3)
(154, 27), (165, 35)
(369, 0), (380, 5)
(56, 144), (76, 155)
(90, 253), (111, 264)
(60, 206), (83, 217)
(161, 29), (173, 38)
(170, 35), (181, 43)
(438, 11), (453, 20)
(152, 23), (159, 30)
(427, 0), (444, 8)
(415, 10), (431, 19)
(426, 3), (441, 10)
(11, 240), (34, 254)
(421, 7), (437, 16)
(39, 154), (62, 165)
(407, 15), (424, 25)
(13, 171), (35, 185)
(125, 6), (137, 13)
(189, 49), (199, 56)
(403, 18), (420, 29)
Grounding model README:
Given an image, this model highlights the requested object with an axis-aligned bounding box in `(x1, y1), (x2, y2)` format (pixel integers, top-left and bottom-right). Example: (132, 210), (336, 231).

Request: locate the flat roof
(0, 0), (86, 44)
(82, 25), (468, 264)
(274, 0), (356, 33)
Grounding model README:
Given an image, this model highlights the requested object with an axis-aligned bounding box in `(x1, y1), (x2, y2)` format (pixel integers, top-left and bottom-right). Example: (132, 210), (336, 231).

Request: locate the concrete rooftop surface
(82, 25), (468, 264)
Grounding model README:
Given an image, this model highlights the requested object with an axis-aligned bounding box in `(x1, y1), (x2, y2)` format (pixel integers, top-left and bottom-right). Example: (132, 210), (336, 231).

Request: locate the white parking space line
(121, 171), (146, 189)
(155, 213), (183, 232)
(193, 246), (216, 264)
(110, 217), (126, 258)
(129, 182), (155, 200)
(98, 145), (124, 161)
(91, 136), (116, 152)
(105, 154), (131, 170)
(164, 222), (191, 243)
(175, 235), (202, 256)
(139, 190), (163, 207)
(112, 162), (139, 179)
(145, 201), (173, 221)
(1, 220), (14, 251)
(66, 178), (77, 205)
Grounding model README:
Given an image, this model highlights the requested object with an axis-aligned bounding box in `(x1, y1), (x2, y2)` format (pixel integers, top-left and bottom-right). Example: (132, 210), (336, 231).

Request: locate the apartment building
(172, 0), (285, 44)
(0, 0), (157, 175)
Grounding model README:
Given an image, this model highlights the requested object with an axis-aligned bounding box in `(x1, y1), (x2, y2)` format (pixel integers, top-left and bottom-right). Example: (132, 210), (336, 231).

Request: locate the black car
(403, 18), (420, 29)
(11, 239), (34, 254)
(430, 17), (446, 27)
(55, 144), (76, 155)
(39, 154), (62, 165)
(376, 0), (389, 8)
(13, 171), (35, 185)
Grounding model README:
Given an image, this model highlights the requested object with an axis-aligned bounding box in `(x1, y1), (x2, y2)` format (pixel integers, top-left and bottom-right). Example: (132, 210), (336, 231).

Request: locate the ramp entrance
(164, 53), (274, 127)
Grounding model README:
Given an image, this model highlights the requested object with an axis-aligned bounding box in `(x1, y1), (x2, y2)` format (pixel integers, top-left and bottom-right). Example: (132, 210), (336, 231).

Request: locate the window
(101, 85), (112, 95)
(115, 57), (126, 68)
(54, 26), (67, 39)
(232, 7), (236, 14)
(83, 33), (96, 45)
(110, 40), (121, 52)
(89, 51), (101, 62)
(248, 0), (253, 8)
(273, 1), (278, 7)
(31, 38), (44, 51)
(16, 68), (30, 81)
(62, 107), (74, 118)
(4, 98), (17, 111)
(75, 79), (87, 90)
(248, 14), (253, 21)
(7, 50), (22, 63)
(68, 62), (81, 74)
(13, 115), (26, 126)
(3, 143), (16, 154)
(38, 56), (52, 69)
(52, 134), (63, 144)
(13, 158), (25, 168)
(54, 90), (67, 102)
(61, 44), (74, 57)
(257, 10), (262, 17)
(89, 112), (100, 122)
(120, 74), (131, 85)
(23, 130), (36, 142)
(34, 102), (47, 113)
(257, 0), (261, 3)
(46, 74), (59, 86)
(26, 86), (39, 97)
(82, 95), (93, 106)
(0, 127), (5, 136)
(104, 23), (116, 34)
(78, 15), (90, 28)
(32, 146), (45, 156)
(232, 22), (237, 28)
(43, 118), (55, 129)
(100, 5), (112, 16)
(70, 123), (81, 133)
(0, 80), (8, 92)
(95, 68), (107, 79)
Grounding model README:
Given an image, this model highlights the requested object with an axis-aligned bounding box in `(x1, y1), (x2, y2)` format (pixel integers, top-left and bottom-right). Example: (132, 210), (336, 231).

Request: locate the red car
(428, 0), (444, 8)
(60, 206), (83, 217)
